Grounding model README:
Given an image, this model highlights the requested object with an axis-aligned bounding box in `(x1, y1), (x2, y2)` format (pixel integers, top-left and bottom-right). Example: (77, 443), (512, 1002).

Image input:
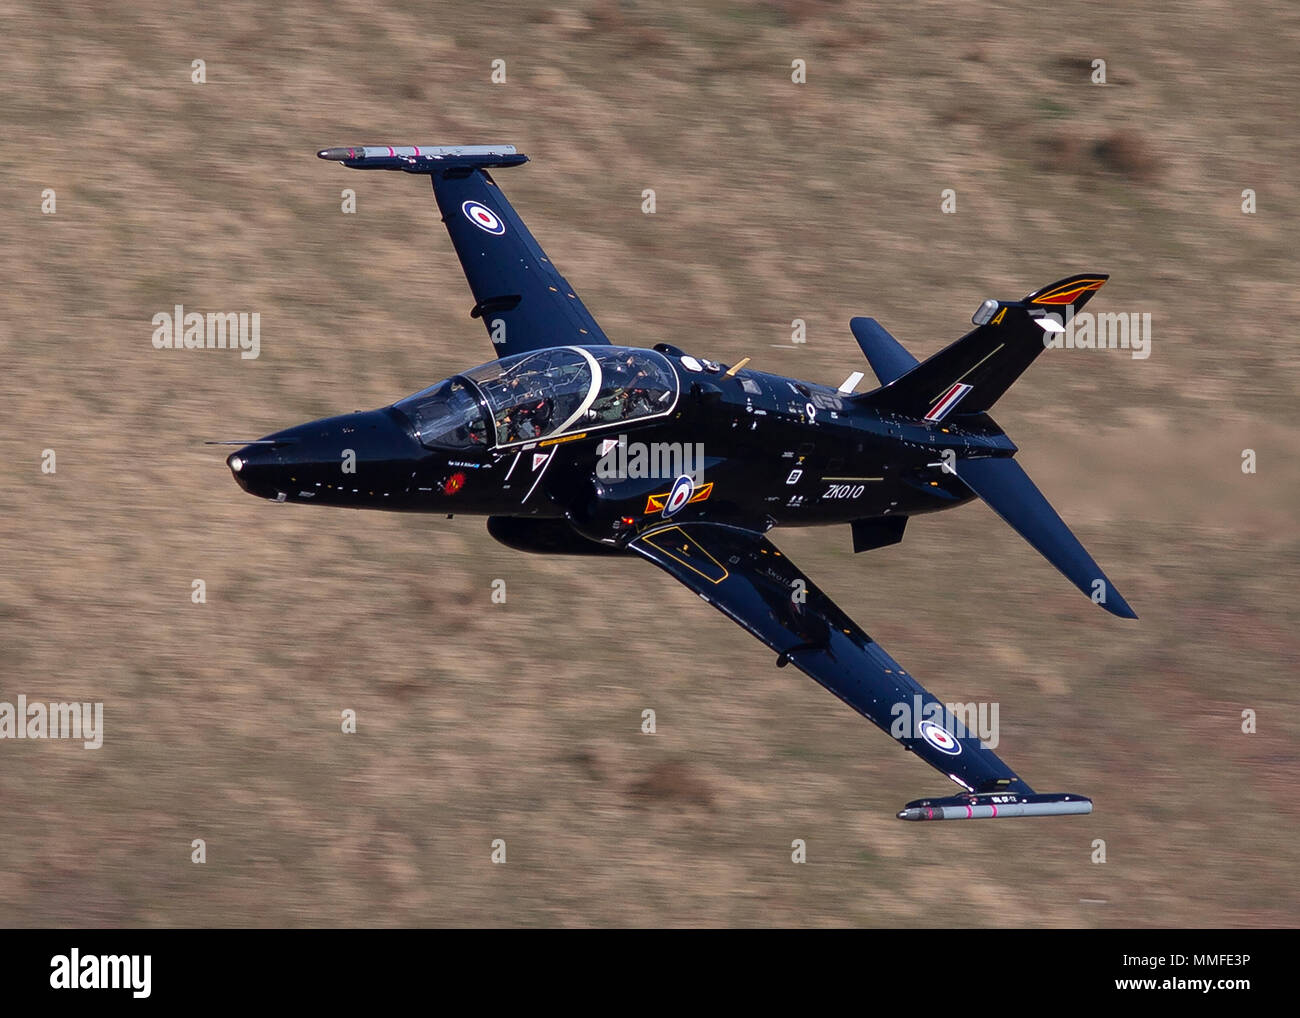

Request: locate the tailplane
(957, 456), (1137, 619)
(849, 317), (919, 386)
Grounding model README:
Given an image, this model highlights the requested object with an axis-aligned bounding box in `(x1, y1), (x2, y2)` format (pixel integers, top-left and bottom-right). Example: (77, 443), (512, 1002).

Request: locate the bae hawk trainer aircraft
(223, 144), (1136, 821)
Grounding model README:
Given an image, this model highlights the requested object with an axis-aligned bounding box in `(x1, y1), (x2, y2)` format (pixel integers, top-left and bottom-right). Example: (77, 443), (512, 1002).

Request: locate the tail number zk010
(822, 484), (866, 500)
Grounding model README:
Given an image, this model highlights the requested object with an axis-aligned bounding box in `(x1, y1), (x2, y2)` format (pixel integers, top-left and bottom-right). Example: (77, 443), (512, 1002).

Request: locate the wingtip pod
(897, 792), (1093, 821)
(316, 145), (527, 171)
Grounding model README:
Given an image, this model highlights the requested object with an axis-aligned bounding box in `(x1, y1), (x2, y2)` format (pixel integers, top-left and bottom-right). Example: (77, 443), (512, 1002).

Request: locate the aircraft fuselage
(228, 343), (1015, 551)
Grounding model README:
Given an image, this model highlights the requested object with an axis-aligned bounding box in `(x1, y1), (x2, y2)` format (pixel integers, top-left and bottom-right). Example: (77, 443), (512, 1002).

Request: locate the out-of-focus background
(2, 0), (1298, 927)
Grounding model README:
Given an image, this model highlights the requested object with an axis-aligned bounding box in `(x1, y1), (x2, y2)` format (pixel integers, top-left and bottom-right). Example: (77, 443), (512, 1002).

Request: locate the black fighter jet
(224, 144), (1136, 821)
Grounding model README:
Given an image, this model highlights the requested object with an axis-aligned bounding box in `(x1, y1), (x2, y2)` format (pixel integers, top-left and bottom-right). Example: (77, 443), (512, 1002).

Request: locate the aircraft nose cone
(227, 443), (283, 499)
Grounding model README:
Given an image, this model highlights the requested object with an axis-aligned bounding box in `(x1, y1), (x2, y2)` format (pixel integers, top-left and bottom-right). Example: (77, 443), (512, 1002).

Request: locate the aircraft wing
(318, 144), (611, 356)
(626, 521), (1092, 820)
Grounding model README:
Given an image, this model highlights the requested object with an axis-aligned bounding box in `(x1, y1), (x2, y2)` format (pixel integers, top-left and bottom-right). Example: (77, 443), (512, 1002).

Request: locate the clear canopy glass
(393, 378), (490, 449)
(396, 346), (678, 450)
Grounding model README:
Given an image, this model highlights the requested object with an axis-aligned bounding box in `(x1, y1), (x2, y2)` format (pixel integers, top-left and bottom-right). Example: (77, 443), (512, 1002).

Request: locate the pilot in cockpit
(502, 395), (553, 441)
(611, 353), (647, 387)
(611, 354), (653, 414)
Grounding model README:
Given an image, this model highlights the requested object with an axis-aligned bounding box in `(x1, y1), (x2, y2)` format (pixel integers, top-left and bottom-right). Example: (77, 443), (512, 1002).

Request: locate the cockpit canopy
(394, 346), (678, 450)
(395, 377), (489, 449)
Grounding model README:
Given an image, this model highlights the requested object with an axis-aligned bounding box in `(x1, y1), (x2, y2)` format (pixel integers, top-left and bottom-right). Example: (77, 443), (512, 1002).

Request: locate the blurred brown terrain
(1, 0), (1298, 927)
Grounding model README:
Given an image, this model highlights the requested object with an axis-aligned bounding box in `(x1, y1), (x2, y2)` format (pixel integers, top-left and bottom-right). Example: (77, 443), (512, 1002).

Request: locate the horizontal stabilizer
(957, 456), (1137, 619)
(898, 791), (1092, 821)
(850, 317), (919, 386)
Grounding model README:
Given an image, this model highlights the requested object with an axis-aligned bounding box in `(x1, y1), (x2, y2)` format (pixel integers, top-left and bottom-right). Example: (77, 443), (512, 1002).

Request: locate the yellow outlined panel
(639, 526), (729, 584)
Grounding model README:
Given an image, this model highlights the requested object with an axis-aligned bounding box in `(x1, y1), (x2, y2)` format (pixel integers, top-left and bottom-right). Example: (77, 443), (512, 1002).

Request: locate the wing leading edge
(626, 521), (1092, 821)
(318, 144), (612, 356)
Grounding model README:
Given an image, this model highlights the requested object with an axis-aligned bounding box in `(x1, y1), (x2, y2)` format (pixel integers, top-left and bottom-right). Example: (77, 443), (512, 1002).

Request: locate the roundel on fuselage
(663, 474), (695, 516)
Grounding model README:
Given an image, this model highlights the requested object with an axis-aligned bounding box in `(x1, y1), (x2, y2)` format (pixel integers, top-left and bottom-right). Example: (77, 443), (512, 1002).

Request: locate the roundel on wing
(461, 200), (505, 235)
(919, 719), (962, 756)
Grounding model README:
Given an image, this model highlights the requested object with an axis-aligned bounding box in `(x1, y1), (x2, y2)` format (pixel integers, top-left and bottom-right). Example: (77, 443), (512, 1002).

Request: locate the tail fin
(845, 274), (1134, 619)
(853, 274), (1108, 421)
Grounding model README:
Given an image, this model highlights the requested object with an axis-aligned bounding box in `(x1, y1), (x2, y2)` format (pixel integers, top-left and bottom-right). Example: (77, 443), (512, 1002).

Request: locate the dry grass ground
(1, 0), (1298, 926)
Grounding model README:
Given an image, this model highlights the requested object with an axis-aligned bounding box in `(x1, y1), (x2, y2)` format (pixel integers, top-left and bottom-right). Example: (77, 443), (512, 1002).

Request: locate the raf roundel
(919, 719), (962, 756)
(663, 475), (695, 517)
(462, 200), (505, 235)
